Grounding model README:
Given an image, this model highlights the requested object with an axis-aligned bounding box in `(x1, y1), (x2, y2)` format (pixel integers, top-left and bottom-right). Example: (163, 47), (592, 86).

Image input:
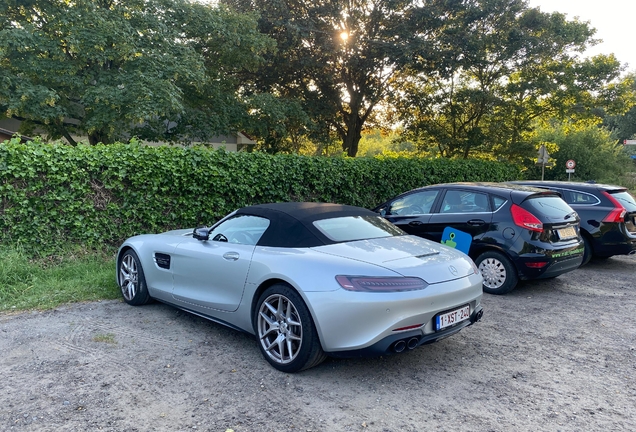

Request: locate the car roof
(510, 180), (627, 193)
(235, 202), (377, 248)
(412, 182), (552, 195)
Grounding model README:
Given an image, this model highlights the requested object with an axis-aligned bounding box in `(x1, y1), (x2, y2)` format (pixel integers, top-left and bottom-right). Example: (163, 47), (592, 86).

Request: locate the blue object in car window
(441, 227), (472, 255)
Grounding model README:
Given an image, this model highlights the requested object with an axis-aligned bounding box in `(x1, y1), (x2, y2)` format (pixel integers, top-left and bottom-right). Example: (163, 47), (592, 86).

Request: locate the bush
(0, 139), (522, 250)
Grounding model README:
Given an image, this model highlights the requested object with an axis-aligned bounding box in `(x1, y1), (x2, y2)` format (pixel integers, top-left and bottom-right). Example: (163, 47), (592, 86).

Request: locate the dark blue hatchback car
(374, 182), (584, 295)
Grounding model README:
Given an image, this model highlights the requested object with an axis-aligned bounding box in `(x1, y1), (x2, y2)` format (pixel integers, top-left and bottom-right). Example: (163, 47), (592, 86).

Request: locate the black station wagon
(510, 181), (636, 265)
(374, 183), (584, 295)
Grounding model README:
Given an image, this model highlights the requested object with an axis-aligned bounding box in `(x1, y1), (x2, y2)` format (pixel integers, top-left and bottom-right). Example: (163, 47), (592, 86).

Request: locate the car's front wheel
(476, 250), (518, 295)
(255, 284), (326, 372)
(118, 250), (151, 306)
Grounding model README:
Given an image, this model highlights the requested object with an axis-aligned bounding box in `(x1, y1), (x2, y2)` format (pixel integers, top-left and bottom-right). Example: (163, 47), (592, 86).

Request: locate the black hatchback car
(373, 183), (584, 295)
(510, 181), (636, 265)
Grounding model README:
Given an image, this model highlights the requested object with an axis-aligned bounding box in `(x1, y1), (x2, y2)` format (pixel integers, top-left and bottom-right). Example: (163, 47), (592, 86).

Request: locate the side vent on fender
(154, 253), (171, 270)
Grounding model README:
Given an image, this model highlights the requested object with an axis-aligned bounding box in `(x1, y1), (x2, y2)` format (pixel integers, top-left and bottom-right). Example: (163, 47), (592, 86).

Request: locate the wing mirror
(193, 227), (211, 241)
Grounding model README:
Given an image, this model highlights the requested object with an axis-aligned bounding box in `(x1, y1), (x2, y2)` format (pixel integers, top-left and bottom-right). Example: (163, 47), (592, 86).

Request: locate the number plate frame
(435, 305), (471, 331)
(557, 226), (577, 240)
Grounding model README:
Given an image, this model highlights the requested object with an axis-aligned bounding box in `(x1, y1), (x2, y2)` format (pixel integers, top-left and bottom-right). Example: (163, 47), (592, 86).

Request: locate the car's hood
(312, 235), (477, 284)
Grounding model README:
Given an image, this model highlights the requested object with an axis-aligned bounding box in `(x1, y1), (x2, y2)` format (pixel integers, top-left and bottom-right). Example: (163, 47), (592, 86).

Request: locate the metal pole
(541, 163), (545, 181)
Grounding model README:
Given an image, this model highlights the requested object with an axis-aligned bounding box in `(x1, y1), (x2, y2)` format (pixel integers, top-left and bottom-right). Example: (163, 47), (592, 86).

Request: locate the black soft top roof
(235, 202), (377, 248)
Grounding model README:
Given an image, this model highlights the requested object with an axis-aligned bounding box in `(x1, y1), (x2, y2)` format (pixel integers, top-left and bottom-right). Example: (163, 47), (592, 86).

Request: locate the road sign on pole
(566, 159), (576, 169)
(538, 145), (550, 180)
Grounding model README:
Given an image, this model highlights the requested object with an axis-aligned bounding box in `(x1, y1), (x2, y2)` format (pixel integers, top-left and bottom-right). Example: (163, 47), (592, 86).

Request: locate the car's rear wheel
(581, 236), (593, 266)
(118, 250), (151, 306)
(255, 284), (326, 372)
(476, 250), (518, 295)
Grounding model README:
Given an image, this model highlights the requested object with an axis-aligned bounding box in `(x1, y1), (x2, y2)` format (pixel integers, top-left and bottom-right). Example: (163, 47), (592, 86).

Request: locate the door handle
(408, 221), (424, 226)
(223, 252), (239, 261)
(467, 219), (485, 226)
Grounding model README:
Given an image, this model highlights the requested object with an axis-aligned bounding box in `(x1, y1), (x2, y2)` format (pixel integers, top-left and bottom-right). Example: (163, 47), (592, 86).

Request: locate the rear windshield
(610, 191), (636, 212)
(313, 216), (404, 242)
(523, 196), (575, 219)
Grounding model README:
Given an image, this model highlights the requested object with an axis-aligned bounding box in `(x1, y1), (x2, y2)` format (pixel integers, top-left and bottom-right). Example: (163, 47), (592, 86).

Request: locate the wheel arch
(250, 278), (323, 344)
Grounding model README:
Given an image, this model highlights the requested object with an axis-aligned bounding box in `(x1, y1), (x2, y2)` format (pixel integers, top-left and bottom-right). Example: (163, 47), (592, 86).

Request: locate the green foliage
(0, 139), (521, 250)
(392, 0), (625, 161)
(0, 0), (274, 145)
(0, 243), (118, 311)
(524, 122), (635, 184)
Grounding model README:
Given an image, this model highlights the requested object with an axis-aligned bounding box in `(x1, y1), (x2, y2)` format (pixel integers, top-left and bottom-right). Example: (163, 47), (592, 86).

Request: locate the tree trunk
(341, 113), (364, 157)
(88, 130), (111, 145)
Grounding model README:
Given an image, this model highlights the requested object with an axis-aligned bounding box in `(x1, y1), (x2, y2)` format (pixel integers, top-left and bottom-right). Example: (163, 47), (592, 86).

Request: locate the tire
(476, 250), (518, 295)
(581, 236), (593, 266)
(118, 250), (152, 306)
(254, 284), (326, 373)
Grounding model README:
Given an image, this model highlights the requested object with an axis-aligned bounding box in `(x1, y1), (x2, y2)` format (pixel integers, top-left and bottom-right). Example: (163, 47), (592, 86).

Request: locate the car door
(378, 189), (441, 237)
(425, 188), (493, 249)
(171, 215), (269, 313)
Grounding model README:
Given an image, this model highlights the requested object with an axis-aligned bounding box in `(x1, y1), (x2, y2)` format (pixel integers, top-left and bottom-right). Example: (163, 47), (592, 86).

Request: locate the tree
(221, 0), (467, 157)
(0, 0), (273, 145)
(391, 0), (626, 161)
(602, 73), (636, 143)
(525, 121), (634, 184)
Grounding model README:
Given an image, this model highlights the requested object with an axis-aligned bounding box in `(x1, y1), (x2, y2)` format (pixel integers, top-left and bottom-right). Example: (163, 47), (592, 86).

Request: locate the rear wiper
(564, 211), (577, 220)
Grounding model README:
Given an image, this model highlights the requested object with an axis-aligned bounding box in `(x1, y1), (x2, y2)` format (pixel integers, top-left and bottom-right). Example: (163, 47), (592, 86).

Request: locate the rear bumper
(592, 235), (636, 257)
(515, 241), (585, 280)
(329, 307), (484, 358)
(305, 273), (483, 353)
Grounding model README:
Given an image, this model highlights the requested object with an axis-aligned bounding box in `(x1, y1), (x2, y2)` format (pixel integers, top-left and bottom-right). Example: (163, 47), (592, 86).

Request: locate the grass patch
(92, 333), (117, 344)
(0, 244), (120, 312)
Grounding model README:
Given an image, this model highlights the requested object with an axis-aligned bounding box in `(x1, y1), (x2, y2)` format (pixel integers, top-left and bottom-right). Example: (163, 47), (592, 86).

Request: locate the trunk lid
(312, 235), (477, 284)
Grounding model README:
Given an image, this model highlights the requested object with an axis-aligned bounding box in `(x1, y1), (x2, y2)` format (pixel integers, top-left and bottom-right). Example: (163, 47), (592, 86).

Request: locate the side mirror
(193, 227), (211, 241)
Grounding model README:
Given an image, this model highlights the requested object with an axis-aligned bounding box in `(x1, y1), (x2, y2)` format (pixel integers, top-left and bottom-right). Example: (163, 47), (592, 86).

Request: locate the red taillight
(602, 191), (626, 223)
(510, 204), (543, 232)
(525, 262), (548, 269)
(335, 276), (427, 292)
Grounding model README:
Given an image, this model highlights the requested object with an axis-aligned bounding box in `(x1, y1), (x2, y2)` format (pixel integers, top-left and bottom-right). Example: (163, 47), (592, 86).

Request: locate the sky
(528, 0), (635, 73)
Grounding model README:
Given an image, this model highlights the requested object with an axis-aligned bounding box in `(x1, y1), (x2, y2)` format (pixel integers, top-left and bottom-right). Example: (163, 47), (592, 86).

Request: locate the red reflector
(393, 324), (424, 332)
(335, 276), (427, 292)
(525, 262), (548, 268)
(602, 191), (626, 223)
(510, 204), (543, 232)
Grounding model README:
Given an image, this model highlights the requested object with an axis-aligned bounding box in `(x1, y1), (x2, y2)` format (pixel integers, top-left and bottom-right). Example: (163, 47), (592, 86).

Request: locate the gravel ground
(1, 255), (635, 431)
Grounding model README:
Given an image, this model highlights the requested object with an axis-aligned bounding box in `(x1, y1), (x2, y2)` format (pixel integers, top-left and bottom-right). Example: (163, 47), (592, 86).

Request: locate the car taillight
(601, 191), (626, 223)
(335, 276), (428, 292)
(510, 204), (543, 232)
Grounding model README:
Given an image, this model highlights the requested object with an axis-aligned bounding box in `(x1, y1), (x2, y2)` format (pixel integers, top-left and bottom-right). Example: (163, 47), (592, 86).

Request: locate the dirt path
(1, 256), (635, 431)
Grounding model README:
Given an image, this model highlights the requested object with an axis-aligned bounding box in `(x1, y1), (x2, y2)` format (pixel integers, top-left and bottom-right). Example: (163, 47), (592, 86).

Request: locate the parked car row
(374, 181), (636, 294)
(115, 181), (634, 372)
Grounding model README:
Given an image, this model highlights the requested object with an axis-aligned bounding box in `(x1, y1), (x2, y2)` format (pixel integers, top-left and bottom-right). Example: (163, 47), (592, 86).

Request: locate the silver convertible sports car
(117, 202), (484, 372)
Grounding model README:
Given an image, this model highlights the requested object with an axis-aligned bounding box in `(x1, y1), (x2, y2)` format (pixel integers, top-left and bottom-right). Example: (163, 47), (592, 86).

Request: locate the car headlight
(335, 276), (428, 292)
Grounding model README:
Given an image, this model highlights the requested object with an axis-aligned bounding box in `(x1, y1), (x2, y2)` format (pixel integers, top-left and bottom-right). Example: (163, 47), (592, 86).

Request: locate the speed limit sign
(566, 159), (576, 169)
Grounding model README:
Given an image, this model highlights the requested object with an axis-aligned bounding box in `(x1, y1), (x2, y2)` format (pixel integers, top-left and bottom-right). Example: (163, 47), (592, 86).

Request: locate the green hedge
(0, 139), (522, 250)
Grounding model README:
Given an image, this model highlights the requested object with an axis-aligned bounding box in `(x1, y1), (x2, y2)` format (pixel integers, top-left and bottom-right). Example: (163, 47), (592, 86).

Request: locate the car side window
(387, 190), (439, 216)
(492, 196), (507, 211)
(209, 215), (270, 245)
(568, 191), (600, 205)
(440, 190), (489, 213)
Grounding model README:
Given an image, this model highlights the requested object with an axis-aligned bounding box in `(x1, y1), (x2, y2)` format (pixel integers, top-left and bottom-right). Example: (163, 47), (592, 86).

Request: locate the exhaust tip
(393, 340), (407, 353)
(472, 309), (484, 323)
(407, 337), (419, 350)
